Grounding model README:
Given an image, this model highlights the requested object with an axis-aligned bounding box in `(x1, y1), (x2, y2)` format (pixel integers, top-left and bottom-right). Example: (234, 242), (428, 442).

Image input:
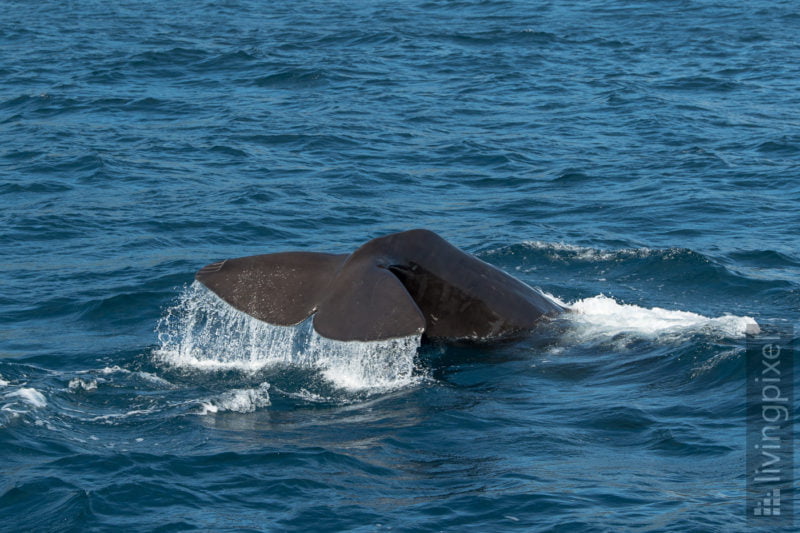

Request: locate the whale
(195, 229), (565, 342)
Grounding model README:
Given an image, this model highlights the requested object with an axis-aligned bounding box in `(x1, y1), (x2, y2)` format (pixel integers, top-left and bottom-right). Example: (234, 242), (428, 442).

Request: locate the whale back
(356, 229), (564, 340)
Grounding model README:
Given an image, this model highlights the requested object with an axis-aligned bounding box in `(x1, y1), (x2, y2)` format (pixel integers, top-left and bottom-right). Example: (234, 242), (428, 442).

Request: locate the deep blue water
(2, 0), (799, 531)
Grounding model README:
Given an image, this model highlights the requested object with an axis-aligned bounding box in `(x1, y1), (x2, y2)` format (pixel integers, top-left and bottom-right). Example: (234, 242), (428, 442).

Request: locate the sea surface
(1, 0), (799, 531)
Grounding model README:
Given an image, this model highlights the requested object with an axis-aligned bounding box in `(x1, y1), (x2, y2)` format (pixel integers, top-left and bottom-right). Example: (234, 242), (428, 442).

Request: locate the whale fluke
(195, 230), (565, 342)
(196, 251), (347, 326)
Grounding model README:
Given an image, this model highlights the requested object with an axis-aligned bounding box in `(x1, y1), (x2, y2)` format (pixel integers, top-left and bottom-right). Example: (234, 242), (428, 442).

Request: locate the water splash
(556, 294), (758, 344)
(154, 283), (422, 392)
(154, 283), (303, 373)
(307, 333), (422, 391)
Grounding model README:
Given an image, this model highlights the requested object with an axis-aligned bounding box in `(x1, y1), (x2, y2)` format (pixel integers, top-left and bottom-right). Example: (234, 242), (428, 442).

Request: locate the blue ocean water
(1, 0), (799, 530)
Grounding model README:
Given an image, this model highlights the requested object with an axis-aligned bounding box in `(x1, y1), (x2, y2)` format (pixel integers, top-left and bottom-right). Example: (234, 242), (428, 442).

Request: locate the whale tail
(196, 230), (564, 343)
(195, 251), (425, 341)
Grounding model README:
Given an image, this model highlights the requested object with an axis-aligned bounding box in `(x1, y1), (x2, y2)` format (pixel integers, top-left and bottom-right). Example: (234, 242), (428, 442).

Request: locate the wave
(3, 387), (47, 409)
(484, 240), (790, 303)
(1, 386), (48, 426)
(252, 68), (331, 89)
(521, 240), (654, 262)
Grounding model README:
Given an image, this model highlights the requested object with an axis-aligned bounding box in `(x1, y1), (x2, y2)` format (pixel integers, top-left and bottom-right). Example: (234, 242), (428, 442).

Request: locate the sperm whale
(195, 229), (565, 342)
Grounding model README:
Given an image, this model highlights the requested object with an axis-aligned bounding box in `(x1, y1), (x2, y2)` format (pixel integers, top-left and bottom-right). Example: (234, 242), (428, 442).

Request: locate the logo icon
(753, 485), (781, 517)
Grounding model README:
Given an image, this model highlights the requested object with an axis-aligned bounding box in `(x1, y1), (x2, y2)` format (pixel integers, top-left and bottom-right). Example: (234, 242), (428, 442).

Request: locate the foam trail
(554, 294), (758, 343)
(155, 283), (422, 392)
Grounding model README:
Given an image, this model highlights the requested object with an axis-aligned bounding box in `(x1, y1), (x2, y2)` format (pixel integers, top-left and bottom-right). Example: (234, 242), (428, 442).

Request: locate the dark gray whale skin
(195, 229), (565, 342)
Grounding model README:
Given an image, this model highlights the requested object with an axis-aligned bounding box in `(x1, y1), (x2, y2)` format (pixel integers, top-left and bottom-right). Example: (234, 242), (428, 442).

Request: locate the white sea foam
(68, 378), (98, 392)
(0, 374), (8, 387)
(4, 387), (47, 409)
(198, 382), (272, 415)
(556, 294), (758, 343)
(154, 282), (422, 392)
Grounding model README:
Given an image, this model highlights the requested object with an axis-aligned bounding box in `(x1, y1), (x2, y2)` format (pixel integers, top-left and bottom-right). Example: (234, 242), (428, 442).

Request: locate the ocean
(1, 0), (798, 531)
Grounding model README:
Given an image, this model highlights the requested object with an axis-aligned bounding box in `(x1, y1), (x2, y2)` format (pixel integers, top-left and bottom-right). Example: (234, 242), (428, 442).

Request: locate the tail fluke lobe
(314, 262), (425, 342)
(196, 252), (347, 326)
